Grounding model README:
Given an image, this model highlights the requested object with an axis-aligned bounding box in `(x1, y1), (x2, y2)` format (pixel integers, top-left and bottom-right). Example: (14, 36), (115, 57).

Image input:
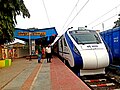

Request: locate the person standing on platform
(42, 47), (46, 58)
(45, 44), (52, 63)
(36, 44), (42, 63)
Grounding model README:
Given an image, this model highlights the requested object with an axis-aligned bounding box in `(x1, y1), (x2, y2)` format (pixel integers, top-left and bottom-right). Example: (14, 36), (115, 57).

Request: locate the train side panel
(64, 32), (83, 68)
(100, 27), (120, 60)
(112, 29), (120, 58)
(57, 35), (75, 67)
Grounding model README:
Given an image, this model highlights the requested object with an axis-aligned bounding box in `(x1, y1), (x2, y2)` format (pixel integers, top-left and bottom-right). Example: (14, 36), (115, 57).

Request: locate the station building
(1, 27), (58, 59)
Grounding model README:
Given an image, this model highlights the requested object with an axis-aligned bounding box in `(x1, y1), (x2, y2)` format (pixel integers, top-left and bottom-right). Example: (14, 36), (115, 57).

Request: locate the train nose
(80, 45), (109, 69)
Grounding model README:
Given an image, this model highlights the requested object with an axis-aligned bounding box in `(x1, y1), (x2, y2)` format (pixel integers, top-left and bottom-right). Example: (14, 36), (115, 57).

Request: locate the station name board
(18, 32), (46, 36)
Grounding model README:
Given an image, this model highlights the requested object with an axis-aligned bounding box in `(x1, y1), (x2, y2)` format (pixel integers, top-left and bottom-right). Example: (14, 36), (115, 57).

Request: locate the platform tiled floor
(0, 57), (91, 90)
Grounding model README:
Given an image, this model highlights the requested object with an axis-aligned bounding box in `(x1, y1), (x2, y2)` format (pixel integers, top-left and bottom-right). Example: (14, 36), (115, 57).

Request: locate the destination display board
(14, 27), (58, 40)
(18, 32), (46, 36)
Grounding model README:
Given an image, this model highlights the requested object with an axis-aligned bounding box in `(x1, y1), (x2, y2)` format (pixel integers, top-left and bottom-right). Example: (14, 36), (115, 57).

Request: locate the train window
(63, 38), (67, 46)
(60, 40), (62, 47)
(70, 31), (101, 44)
(60, 39), (63, 48)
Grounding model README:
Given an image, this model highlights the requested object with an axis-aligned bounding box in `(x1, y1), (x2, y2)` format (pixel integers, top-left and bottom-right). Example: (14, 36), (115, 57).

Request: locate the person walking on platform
(46, 44), (52, 63)
(36, 44), (42, 63)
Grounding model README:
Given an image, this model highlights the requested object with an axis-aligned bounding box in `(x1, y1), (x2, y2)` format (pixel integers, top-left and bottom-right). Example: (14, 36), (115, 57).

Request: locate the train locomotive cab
(57, 27), (112, 76)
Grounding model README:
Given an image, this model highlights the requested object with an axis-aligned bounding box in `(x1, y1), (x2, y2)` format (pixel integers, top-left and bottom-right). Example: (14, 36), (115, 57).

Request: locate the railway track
(80, 74), (120, 90)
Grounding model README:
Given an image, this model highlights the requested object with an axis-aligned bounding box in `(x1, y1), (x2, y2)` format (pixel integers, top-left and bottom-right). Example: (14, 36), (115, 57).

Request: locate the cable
(62, 0), (90, 34)
(88, 4), (120, 26)
(92, 14), (117, 28)
(42, 0), (51, 26)
(61, 0), (80, 30)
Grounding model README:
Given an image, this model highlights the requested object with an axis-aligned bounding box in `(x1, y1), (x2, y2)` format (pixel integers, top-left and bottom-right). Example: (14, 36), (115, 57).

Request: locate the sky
(16, 0), (120, 36)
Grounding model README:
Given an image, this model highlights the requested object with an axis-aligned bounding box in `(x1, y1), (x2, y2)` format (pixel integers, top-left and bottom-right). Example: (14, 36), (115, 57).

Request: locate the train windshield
(69, 30), (101, 44)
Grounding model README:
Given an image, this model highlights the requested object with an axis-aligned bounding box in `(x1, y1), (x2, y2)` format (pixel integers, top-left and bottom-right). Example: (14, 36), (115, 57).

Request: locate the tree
(0, 0), (30, 59)
(0, 0), (30, 44)
(113, 14), (120, 28)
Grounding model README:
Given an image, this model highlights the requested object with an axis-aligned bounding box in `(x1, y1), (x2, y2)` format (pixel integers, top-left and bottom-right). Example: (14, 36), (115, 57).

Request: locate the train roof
(67, 27), (98, 32)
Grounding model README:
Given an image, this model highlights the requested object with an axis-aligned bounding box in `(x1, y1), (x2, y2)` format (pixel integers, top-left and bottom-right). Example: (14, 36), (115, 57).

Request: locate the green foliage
(113, 14), (120, 28)
(0, 0), (30, 44)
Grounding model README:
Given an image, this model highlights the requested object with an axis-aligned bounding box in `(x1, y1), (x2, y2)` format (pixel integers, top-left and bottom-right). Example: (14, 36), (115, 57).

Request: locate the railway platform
(0, 56), (91, 90)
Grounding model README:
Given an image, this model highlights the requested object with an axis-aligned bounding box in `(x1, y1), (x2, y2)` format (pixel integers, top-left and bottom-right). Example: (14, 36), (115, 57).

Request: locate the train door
(62, 37), (70, 59)
(62, 36), (74, 67)
(58, 36), (63, 57)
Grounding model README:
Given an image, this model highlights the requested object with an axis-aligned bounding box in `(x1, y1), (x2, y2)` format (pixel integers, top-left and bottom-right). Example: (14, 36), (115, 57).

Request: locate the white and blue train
(53, 27), (113, 76)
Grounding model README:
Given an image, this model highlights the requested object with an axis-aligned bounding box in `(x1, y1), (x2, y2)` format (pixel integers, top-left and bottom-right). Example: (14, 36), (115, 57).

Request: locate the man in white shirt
(46, 44), (52, 63)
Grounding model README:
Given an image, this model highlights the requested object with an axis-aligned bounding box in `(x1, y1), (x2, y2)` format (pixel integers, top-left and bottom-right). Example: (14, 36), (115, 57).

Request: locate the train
(53, 27), (113, 76)
(100, 26), (120, 65)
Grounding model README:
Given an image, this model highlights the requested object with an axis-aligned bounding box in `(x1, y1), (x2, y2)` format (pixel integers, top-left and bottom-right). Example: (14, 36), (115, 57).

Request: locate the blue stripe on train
(65, 32), (83, 69)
